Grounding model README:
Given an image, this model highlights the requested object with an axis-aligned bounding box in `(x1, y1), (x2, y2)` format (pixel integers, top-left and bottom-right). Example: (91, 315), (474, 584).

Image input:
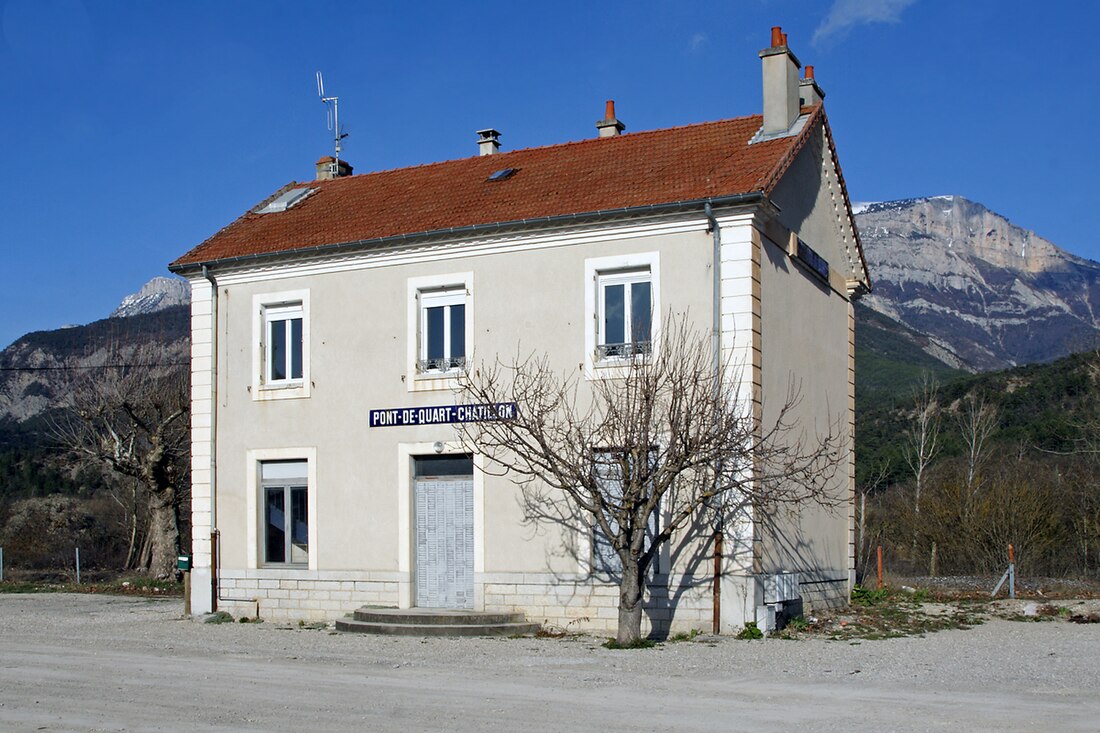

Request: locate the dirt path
(0, 594), (1097, 732)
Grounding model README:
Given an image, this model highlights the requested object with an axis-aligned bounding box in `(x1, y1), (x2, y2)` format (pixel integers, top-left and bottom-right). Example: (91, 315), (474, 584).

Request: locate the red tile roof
(172, 106), (831, 269)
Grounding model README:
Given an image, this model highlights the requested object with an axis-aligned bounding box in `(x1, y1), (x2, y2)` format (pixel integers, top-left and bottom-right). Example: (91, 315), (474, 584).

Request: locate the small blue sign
(369, 402), (518, 428)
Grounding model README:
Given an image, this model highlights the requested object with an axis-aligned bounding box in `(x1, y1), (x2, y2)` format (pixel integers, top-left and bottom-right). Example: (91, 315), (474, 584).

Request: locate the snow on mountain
(110, 277), (189, 318)
(855, 197), (1100, 371)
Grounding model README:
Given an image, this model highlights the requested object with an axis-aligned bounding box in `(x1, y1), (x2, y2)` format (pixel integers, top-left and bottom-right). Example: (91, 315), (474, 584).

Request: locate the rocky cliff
(855, 196), (1100, 371)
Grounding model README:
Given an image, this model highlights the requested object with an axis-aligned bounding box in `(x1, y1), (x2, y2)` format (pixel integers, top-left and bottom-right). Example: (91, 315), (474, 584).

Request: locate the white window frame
(263, 302), (304, 386)
(418, 287), (467, 373)
(584, 252), (660, 379)
(252, 289), (310, 401)
(596, 270), (653, 361)
(259, 460), (309, 567)
(245, 448), (318, 570)
(406, 273), (473, 392)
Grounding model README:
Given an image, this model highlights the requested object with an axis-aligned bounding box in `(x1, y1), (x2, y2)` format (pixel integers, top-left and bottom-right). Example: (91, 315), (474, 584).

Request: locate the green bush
(851, 584), (890, 606)
(736, 621), (764, 640)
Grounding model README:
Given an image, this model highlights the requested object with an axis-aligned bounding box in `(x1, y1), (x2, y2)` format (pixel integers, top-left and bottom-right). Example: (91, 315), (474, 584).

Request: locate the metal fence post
(876, 545), (883, 589)
(75, 547), (81, 585)
(0, 546), (4, 582)
(1008, 543), (1015, 600)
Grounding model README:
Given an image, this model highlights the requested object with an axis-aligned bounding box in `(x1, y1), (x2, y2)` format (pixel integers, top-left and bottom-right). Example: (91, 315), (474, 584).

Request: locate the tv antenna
(316, 71), (349, 163)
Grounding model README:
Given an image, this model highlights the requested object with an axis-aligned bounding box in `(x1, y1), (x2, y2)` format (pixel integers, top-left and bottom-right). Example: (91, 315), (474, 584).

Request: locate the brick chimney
(758, 26), (801, 136)
(596, 100), (625, 138)
(799, 65), (825, 106)
(477, 128), (501, 156)
(316, 156), (353, 180)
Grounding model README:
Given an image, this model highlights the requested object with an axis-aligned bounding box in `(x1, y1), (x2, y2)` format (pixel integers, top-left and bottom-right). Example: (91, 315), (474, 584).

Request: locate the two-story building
(170, 27), (869, 635)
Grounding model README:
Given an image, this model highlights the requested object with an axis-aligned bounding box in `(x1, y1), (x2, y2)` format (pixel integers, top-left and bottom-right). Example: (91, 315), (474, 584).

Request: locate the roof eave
(168, 191), (766, 275)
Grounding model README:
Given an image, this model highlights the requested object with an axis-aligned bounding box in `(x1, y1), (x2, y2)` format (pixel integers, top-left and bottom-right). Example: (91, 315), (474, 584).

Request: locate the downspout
(201, 265), (219, 613)
(704, 202), (722, 634)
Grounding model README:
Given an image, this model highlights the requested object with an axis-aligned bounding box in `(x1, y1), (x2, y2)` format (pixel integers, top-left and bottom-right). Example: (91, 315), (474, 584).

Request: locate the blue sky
(1, 0), (1097, 347)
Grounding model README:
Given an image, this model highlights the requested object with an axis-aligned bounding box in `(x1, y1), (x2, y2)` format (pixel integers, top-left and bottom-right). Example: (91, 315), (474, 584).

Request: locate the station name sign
(369, 402), (518, 428)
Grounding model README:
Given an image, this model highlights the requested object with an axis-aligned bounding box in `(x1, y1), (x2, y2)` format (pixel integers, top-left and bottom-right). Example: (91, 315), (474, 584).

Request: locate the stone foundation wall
(213, 568), (844, 633)
(216, 569), (400, 622)
(214, 568), (715, 634)
(480, 572), (714, 636)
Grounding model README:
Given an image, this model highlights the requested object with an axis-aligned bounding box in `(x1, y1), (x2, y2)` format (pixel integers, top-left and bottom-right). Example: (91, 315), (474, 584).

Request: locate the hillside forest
(857, 350), (1100, 581)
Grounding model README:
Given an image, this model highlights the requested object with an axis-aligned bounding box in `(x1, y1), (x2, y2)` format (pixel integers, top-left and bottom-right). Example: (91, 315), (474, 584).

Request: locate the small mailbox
(176, 555), (192, 571)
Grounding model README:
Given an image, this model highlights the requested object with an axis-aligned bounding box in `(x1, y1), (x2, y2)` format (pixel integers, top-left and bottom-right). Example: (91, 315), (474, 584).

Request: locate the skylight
(256, 187), (313, 214)
(487, 168), (517, 182)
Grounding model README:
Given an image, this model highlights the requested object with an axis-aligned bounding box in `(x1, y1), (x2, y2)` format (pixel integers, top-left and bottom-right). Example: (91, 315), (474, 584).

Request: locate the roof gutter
(170, 192), (765, 275)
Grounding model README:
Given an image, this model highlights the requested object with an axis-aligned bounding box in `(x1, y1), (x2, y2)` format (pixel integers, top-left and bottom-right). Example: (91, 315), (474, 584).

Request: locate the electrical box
(763, 572), (801, 604)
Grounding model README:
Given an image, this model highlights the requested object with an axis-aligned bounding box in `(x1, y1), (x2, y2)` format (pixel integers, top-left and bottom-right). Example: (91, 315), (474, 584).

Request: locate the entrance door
(413, 455), (474, 609)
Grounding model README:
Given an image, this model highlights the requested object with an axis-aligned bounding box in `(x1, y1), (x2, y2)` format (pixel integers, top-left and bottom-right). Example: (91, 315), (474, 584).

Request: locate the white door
(414, 475), (474, 608)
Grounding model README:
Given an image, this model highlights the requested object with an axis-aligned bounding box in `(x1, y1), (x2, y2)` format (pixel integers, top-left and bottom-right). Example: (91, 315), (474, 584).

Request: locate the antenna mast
(316, 71), (349, 165)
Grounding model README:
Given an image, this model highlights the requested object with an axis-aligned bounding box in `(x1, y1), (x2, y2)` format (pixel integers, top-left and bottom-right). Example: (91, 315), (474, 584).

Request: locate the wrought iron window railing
(596, 341), (652, 360)
(417, 356), (467, 373)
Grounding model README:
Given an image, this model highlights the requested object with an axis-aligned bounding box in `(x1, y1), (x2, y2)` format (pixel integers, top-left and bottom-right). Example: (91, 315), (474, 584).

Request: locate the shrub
(736, 622), (764, 640)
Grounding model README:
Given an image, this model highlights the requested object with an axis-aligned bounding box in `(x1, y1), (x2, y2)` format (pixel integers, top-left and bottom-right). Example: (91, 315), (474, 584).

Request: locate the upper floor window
(264, 302), (303, 385)
(584, 253), (659, 377)
(597, 270), (652, 360)
(418, 287), (466, 373)
(252, 289), (310, 400)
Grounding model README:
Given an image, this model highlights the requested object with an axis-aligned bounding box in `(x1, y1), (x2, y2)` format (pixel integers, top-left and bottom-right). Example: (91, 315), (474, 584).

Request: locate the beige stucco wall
(756, 120), (857, 610)
(203, 218), (723, 630)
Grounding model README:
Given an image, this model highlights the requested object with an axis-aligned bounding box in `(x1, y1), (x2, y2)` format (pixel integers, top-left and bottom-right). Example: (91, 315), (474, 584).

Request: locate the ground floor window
(592, 449), (659, 575)
(261, 460), (308, 565)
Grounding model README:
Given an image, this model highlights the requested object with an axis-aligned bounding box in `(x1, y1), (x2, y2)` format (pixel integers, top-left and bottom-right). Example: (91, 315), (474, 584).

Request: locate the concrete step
(336, 607), (541, 637)
(335, 617), (541, 637)
(351, 608), (528, 625)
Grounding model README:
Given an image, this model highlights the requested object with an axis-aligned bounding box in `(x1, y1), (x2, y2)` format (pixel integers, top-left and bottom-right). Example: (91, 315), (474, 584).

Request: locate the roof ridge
(313, 112), (767, 185)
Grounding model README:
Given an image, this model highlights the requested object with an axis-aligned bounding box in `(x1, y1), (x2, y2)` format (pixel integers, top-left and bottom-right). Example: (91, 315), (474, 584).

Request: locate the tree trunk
(146, 491), (179, 580)
(616, 558), (645, 645)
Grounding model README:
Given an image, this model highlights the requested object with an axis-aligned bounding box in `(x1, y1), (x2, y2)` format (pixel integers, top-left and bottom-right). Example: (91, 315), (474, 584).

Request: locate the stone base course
(215, 568), (847, 632)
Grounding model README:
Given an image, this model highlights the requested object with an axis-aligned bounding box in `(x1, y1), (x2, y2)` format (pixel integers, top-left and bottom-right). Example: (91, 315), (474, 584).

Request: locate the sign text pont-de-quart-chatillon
(368, 402), (518, 428)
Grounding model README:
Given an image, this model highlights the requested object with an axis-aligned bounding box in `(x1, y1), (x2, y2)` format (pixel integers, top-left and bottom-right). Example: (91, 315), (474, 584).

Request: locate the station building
(170, 28), (870, 634)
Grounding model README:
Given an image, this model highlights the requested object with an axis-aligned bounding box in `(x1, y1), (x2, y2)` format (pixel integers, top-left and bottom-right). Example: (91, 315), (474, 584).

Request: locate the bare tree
(457, 314), (845, 644)
(49, 344), (189, 579)
(855, 460), (890, 585)
(957, 392), (997, 515)
(903, 375), (941, 515)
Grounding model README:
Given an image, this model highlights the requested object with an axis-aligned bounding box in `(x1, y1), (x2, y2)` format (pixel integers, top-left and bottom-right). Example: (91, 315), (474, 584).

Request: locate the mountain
(854, 196), (1100, 372)
(110, 276), (189, 318)
(0, 278), (190, 502)
(0, 278), (190, 425)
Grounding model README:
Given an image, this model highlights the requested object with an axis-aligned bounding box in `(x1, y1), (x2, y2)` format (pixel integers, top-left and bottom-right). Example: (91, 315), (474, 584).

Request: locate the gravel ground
(0, 594), (1097, 732)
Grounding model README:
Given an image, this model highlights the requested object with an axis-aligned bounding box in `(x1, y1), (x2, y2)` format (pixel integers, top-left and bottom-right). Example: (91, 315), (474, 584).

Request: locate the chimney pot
(596, 99), (626, 138)
(799, 64), (825, 106)
(771, 26), (783, 47)
(476, 128), (501, 156)
(316, 156), (353, 180)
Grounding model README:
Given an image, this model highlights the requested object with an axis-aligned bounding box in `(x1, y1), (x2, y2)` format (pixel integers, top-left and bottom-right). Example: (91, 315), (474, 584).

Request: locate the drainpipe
(703, 202), (722, 633)
(201, 265), (219, 613)
(704, 203), (721, 375)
